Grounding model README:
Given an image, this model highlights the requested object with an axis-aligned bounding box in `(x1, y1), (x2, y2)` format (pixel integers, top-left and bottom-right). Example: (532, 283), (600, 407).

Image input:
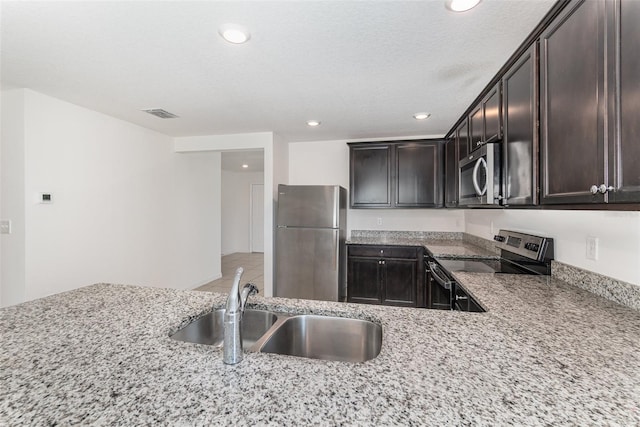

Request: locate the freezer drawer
(275, 227), (343, 301)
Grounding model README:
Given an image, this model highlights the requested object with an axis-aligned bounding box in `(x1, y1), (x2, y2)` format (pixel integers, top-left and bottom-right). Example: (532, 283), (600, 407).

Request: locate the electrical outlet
(0, 220), (11, 235)
(586, 236), (599, 260)
(376, 217), (383, 226)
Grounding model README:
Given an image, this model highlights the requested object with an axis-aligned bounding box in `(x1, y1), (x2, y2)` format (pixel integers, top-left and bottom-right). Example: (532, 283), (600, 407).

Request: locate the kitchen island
(2, 271), (639, 425)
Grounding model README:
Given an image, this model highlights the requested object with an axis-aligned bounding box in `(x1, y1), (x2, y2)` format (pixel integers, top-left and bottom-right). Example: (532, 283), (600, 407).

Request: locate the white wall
(1, 89), (221, 306)
(1, 90), (26, 306)
(221, 170), (264, 255)
(175, 132), (287, 297)
(288, 138), (465, 234)
(466, 209), (640, 285)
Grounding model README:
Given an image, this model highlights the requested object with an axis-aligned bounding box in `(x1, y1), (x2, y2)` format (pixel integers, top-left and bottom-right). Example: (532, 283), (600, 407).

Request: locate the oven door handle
(472, 157), (487, 196)
(428, 262), (452, 290)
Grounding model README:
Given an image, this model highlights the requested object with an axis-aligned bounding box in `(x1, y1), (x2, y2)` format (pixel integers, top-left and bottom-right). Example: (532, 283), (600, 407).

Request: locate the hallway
(195, 252), (264, 294)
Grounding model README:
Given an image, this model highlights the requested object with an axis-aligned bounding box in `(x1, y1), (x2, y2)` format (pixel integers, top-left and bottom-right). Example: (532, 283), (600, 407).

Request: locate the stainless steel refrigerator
(275, 185), (347, 302)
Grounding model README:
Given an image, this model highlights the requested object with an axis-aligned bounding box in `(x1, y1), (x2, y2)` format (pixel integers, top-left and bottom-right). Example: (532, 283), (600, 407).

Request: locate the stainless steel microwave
(459, 142), (502, 206)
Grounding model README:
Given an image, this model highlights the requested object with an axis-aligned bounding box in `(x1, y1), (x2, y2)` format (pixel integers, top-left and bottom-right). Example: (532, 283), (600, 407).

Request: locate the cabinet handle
(598, 184), (614, 194)
(591, 184), (614, 194)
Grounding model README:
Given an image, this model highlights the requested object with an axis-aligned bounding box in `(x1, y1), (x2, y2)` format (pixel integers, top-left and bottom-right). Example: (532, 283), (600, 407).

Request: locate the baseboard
(188, 273), (222, 290)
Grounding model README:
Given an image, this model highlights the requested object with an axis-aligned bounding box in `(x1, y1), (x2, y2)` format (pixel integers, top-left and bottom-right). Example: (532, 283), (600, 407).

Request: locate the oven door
(459, 143), (501, 206)
(427, 261), (453, 310)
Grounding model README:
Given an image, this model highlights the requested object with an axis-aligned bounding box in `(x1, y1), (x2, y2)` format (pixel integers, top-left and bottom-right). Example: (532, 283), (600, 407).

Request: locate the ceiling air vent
(142, 108), (179, 119)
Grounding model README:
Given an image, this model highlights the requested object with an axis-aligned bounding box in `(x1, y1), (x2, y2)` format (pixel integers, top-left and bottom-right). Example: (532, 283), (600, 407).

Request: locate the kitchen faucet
(223, 267), (259, 364)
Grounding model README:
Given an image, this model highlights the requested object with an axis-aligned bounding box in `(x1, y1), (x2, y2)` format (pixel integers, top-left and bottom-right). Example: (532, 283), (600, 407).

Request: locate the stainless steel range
(425, 230), (555, 312)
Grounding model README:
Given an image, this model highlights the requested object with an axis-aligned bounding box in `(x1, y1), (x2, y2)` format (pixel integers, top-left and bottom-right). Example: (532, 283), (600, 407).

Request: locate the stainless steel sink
(257, 315), (382, 363)
(172, 308), (382, 363)
(170, 309), (278, 348)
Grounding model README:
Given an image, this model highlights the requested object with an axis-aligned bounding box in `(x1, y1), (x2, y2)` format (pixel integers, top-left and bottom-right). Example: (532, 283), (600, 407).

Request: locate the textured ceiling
(0, 0), (556, 142)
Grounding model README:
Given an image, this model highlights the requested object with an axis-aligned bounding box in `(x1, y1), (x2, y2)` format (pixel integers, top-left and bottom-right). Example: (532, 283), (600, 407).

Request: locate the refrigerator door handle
(333, 229), (338, 270)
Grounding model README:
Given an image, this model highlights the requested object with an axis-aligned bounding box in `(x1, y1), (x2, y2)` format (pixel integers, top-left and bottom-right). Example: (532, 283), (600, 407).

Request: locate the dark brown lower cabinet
(346, 256), (381, 305)
(347, 245), (424, 308)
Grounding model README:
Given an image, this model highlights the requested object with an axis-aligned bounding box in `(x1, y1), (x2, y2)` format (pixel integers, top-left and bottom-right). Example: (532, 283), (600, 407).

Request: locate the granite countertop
(347, 236), (499, 259)
(2, 275), (640, 425)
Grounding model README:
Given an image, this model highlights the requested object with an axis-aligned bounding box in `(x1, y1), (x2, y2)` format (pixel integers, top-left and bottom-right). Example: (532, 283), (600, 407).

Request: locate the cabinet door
(609, 0), (640, 203)
(502, 43), (539, 206)
(469, 103), (484, 150)
(456, 119), (469, 161)
(540, 0), (606, 204)
(382, 258), (417, 307)
(483, 83), (502, 143)
(347, 256), (381, 304)
(444, 138), (458, 207)
(350, 144), (393, 208)
(396, 142), (443, 208)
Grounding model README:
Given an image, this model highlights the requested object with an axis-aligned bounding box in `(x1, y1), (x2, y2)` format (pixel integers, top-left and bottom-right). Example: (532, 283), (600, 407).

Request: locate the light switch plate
(0, 220), (11, 235)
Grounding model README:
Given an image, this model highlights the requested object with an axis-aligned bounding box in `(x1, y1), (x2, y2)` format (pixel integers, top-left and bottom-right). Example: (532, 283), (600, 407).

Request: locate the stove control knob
(494, 235), (506, 242)
(525, 243), (540, 252)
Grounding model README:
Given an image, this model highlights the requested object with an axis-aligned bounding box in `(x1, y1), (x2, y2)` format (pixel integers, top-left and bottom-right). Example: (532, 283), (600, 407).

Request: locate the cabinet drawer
(348, 245), (421, 259)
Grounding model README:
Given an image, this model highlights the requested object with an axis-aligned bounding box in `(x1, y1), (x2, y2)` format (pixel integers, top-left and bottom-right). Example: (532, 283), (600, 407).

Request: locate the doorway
(250, 183), (264, 253)
(196, 150), (265, 294)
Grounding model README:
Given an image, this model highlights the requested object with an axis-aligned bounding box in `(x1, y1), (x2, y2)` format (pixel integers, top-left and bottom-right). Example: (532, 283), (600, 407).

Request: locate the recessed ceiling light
(413, 112), (431, 120)
(445, 0), (481, 12)
(306, 120), (321, 127)
(219, 24), (251, 44)
(242, 164), (249, 168)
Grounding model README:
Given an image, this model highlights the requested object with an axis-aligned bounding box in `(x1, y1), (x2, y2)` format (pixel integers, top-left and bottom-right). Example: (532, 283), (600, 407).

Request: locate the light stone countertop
(347, 236), (499, 259)
(2, 274), (640, 425)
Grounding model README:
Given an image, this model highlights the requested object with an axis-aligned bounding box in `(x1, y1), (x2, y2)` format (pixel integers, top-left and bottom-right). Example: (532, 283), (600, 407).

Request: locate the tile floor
(195, 252), (264, 294)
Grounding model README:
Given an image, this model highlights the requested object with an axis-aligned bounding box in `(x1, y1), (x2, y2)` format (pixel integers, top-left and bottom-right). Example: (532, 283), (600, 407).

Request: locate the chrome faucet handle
(225, 267), (245, 313)
(240, 283), (259, 313)
(223, 269), (258, 365)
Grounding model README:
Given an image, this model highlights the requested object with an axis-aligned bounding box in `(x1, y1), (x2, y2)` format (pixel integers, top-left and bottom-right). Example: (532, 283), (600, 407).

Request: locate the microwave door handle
(472, 157), (488, 196)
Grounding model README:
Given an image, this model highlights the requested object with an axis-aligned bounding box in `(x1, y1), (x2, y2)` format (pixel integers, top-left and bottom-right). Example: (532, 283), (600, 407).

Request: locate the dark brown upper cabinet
(483, 84), (503, 143)
(444, 137), (458, 208)
(445, 0), (639, 209)
(469, 82), (503, 152)
(395, 142), (443, 208)
(502, 43), (539, 206)
(349, 143), (393, 208)
(607, 0), (640, 203)
(469, 103), (484, 150)
(348, 140), (444, 209)
(541, 0), (640, 205)
(444, 119), (469, 208)
(540, 0), (606, 204)
(456, 118), (469, 161)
